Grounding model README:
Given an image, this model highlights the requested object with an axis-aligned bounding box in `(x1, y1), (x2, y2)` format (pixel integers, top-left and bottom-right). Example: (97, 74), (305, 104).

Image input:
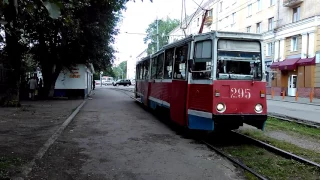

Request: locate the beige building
(168, 0), (320, 98)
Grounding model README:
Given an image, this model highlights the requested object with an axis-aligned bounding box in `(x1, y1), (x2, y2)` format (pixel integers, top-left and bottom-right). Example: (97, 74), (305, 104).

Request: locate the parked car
(113, 79), (131, 86)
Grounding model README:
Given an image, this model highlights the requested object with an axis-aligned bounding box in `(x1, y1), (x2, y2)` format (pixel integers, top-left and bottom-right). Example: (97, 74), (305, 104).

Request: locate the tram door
(170, 44), (189, 126)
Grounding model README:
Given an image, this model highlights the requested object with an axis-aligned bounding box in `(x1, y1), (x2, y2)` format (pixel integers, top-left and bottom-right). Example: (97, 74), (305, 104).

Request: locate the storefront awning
(270, 61), (281, 68)
(278, 58), (300, 71)
(296, 57), (315, 66)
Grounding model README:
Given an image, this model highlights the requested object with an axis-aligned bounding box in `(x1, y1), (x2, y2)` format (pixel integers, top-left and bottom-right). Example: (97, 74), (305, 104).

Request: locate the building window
(268, 17), (274, 30)
(256, 22), (261, 33)
(220, 1), (223, 12)
(208, 8), (213, 17)
(225, 16), (229, 27)
(291, 37), (298, 51)
(197, 18), (199, 26)
(248, 4), (252, 16)
(257, 0), (262, 11)
(267, 42), (273, 56)
(247, 26), (251, 33)
(270, 0), (275, 6)
(231, 12), (236, 25)
(293, 7), (300, 22)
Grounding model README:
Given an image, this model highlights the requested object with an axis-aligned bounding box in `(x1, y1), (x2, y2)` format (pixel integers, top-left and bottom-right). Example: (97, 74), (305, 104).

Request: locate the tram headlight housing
(255, 104), (263, 113)
(216, 103), (226, 113)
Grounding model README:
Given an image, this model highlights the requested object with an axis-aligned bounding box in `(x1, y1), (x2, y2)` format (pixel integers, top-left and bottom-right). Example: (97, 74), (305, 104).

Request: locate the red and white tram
(134, 31), (267, 131)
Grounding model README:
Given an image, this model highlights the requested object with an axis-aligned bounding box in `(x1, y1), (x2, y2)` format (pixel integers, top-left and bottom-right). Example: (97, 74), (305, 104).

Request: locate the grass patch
(223, 145), (320, 180)
(266, 117), (320, 139)
(239, 129), (320, 164)
(0, 156), (23, 179)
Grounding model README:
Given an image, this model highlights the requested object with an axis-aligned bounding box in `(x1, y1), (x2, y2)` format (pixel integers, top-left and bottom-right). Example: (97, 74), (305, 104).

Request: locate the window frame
(268, 17), (274, 31)
(291, 37), (298, 51)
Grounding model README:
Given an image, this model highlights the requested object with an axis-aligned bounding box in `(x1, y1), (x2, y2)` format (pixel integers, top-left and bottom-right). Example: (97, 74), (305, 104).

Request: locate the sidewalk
(267, 95), (320, 105)
(267, 96), (320, 125)
(0, 99), (83, 179)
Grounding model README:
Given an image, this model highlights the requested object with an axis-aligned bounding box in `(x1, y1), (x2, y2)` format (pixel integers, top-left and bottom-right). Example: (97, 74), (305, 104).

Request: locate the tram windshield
(217, 39), (262, 80)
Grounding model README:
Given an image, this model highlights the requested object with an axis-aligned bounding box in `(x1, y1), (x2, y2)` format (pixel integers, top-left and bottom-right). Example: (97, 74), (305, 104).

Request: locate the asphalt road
(27, 87), (243, 180)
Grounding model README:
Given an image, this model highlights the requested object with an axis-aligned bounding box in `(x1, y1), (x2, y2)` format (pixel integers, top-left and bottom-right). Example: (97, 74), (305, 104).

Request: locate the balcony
(204, 16), (213, 26)
(283, 0), (303, 7)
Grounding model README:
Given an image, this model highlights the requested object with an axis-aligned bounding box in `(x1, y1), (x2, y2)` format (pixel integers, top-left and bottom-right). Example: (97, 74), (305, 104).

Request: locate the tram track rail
(202, 140), (269, 180)
(202, 131), (320, 180)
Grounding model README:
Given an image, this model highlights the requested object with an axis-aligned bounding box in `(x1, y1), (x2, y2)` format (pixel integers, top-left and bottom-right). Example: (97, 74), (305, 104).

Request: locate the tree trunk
(1, 0), (21, 107)
(41, 63), (62, 99)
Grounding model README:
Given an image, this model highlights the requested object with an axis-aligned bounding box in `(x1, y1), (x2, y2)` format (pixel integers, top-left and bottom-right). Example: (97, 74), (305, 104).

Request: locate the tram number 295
(230, 88), (251, 99)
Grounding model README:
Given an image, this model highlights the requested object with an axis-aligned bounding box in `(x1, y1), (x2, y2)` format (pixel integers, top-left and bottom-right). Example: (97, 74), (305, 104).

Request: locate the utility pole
(156, 17), (159, 51)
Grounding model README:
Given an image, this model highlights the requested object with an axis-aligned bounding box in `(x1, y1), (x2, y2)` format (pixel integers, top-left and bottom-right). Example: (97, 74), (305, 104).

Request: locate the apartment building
(168, 0), (320, 98)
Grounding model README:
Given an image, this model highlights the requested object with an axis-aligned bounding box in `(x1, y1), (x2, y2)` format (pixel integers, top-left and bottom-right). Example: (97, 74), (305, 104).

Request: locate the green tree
(143, 18), (180, 55)
(113, 61), (127, 79)
(0, 0), (153, 105)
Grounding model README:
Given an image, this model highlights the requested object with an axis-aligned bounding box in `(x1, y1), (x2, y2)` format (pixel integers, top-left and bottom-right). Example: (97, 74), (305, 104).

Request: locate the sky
(113, 0), (199, 65)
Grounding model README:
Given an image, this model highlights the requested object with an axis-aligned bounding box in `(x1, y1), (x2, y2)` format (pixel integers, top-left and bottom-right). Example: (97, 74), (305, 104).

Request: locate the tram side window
(136, 65), (140, 80)
(144, 60), (150, 79)
(139, 64), (144, 79)
(156, 53), (164, 79)
(193, 40), (212, 79)
(151, 57), (157, 79)
(173, 45), (188, 80)
(164, 48), (174, 79)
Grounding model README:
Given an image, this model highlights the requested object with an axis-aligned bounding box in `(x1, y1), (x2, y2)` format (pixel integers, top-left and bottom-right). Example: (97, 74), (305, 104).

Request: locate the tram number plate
(230, 88), (251, 99)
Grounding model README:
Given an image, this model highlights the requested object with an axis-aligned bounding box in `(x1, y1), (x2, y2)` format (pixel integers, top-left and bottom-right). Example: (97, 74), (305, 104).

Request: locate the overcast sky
(113, 0), (199, 65)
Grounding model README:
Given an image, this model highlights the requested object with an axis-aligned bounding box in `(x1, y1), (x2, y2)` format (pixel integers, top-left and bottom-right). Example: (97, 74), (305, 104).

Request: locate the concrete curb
(267, 98), (320, 106)
(268, 112), (320, 128)
(14, 99), (87, 179)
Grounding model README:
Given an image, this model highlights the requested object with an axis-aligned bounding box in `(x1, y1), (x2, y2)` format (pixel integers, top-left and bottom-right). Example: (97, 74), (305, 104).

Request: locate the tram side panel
(187, 83), (214, 131)
(170, 80), (188, 126)
(148, 80), (163, 109)
(161, 80), (171, 109)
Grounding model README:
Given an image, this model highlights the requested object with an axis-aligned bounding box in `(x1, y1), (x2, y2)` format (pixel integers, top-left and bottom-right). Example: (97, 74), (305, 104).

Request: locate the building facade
(168, 0), (320, 98)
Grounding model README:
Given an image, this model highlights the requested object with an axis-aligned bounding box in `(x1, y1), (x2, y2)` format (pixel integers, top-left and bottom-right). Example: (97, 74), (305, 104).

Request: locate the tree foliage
(143, 18), (180, 55)
(113, 61), (127, 79)
(0, 0), (153, 105)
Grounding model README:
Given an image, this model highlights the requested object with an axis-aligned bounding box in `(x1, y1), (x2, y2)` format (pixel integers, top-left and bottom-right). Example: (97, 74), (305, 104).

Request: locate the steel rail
(202, 140), (269, 180)
(232, 131), (320, 169)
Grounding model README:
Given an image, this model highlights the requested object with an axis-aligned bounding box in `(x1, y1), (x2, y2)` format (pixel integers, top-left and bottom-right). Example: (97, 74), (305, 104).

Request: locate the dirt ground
(27, 88), (245, 180)
(0, 99), (83, 178)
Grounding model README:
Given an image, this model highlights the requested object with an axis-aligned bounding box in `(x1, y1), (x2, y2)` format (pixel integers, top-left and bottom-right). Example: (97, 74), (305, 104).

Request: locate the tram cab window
(217, 39), (262, 80)
(164, 48), (174, 79)
(156, 53), (164, 79)
(151, 57), (157, 79)
(173, 45), (188, 80)
(193, 40), (212, 79)
(144, 60), (150, 79)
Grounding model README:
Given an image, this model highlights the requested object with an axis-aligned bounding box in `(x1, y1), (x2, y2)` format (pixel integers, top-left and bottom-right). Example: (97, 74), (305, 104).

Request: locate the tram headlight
(255, 104), (263, 113)
(216, 103), (226, 113)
